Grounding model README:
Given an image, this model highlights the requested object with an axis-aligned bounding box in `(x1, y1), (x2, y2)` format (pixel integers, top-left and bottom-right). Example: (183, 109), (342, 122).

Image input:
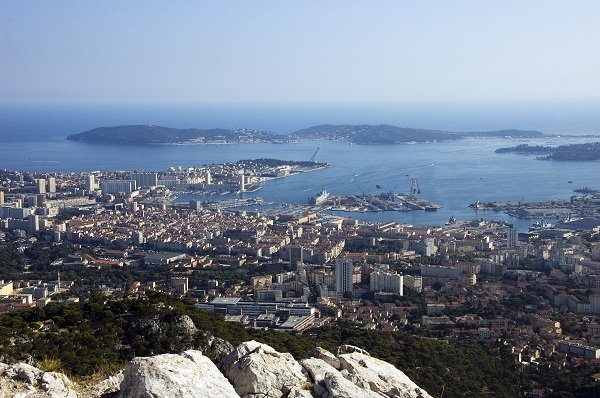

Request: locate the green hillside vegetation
(496, 142), (600, 161)
(0, 293), (523, 397)
(66, 125), (276, 144)
(294, 124), (543, 144)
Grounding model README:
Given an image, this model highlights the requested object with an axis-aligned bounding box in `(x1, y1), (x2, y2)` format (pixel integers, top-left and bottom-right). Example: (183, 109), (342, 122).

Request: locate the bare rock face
(337, 350), (431, 398)
(221, 341), (311, 398)
(303, 346), (432, 398)
(0, 362), (77, 398)
(117, 350), (238, 398)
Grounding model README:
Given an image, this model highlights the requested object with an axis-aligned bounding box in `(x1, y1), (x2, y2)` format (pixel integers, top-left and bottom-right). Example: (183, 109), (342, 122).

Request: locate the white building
(370, 270), (403, 295)
(335, 258), (354, 297)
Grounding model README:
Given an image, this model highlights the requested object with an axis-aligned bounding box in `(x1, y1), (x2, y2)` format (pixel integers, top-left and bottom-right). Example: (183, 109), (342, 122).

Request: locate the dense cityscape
(1, 161), (600, 396)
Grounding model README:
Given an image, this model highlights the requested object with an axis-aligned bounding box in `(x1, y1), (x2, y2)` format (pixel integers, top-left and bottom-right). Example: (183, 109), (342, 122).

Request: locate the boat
(309, 189), (329, 205)
(376, 184), (382, 189)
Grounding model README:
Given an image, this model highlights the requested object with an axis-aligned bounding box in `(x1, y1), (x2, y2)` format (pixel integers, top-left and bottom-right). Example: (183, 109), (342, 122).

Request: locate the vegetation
(294, 124), (543, 144)
(496, 142), (600, 161)
(0, 293), (524, 397)
(66, 125), (280, 145)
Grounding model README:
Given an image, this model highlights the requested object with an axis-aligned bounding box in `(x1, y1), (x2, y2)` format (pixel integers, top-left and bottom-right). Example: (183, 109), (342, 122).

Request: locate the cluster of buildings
(3, 166), (600, 373)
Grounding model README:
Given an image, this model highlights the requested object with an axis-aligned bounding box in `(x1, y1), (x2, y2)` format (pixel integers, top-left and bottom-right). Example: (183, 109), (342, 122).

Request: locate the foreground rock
(117, 350), (238, 398)
(221, 341), (310, 398)
(1, 342), (431, 398)
(0, 361), (77, 398)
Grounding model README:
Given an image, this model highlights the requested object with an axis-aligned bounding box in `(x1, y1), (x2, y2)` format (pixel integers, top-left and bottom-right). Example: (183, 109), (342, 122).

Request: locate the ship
(309, 189), (329, 205)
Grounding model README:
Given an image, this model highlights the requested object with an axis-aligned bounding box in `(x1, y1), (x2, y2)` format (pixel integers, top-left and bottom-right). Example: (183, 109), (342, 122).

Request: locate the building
(557, 340), (600, 359)
(37, 178), (46, 194)
(0, 280), (14, 296)
(130, 172), (158, 188)
(99, 180), (136, 194)
(27, 214), (39, 233)
(289, 245), (304, 272)
(240, 174), (245, 192)
(47, 177), (56, 193)
(0, 191), (4, 205)
(506, 226), (518, 248)
(335, 258), (354, 297)
(370, 271), (403, 295)
(172, 277), (189, 295)
(85, 174), (96, 192)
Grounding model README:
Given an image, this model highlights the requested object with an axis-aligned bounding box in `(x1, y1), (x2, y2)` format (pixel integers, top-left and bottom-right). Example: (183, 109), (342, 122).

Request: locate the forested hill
(496, 142), (600, 160)
(292, 124), (544, 144)
(66, 125), (279, 144)
(66, 123), (544, 145)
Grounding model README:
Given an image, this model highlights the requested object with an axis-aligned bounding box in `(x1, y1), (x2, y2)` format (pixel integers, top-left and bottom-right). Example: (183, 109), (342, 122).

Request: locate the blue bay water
(1, 103), (599, 230)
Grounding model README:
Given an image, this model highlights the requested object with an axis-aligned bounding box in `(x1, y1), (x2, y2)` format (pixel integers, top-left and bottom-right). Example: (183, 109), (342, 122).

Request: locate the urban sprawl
(2, 163), (600, 373)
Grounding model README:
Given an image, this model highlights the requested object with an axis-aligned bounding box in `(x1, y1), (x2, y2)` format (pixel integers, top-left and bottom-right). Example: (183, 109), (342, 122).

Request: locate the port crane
(407, 177), (421, 195)
(309, 147), (320, 162)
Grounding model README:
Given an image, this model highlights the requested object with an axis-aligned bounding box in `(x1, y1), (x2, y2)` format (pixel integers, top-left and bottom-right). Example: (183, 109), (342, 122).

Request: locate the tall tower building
(0, 190), (4, 205)
(205, 170), (212, 185)
(335, 258), (354, 297)
(37, 179), (46, 194)
(47, 177), (56, 193)
(85, 174), (96, 192)
(240, 175), (245, 192)
(289, 245), (304, 272)
(506, 226), (518, 248)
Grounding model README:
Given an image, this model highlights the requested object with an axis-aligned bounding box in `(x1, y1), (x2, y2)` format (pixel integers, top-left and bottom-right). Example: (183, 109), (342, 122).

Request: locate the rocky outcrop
(1, 342), (431, 398)
(0, 362), (77, 398)
(118, 350), (237, 398)
(221, 341), (311, 398)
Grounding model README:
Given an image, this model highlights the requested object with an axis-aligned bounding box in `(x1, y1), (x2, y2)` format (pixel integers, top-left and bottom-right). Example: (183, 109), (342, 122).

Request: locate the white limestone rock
(222, 341), (310, 398)
(1, 363), (77, 398)
(338, 351), (432, 398)
(305, 348), (340, 370)
(320, 373), (384, 398)
(89, 369), (124, 397)
(118, 350), (238, 398)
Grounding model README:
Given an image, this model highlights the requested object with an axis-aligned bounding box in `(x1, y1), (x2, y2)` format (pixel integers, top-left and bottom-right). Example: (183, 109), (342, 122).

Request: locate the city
(1, 164), (600, 396)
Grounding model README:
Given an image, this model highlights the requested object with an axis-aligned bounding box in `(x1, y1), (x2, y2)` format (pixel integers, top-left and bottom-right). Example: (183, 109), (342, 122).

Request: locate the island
(66, 123), (545, 145)
(495, 142), (600, 161)
(66, 125), (288, 145)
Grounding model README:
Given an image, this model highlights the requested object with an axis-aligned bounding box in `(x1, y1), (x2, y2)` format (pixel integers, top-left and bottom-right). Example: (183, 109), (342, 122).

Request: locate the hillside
(496, 142), (600, 160)
(65, 124), (545, 145)
(293, 124), (544, 144)
(66, 125), (279, 144)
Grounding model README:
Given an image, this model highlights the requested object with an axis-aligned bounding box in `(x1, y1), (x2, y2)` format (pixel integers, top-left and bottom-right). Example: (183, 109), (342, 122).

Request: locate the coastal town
(2, 163), (600, 395)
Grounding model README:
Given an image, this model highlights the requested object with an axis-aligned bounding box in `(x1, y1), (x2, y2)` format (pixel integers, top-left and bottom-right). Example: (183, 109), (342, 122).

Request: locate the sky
(1, 1), (600, 105)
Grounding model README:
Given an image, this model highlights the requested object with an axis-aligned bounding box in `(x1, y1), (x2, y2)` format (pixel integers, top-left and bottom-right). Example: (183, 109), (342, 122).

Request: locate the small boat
(376, 184), (382, 189)
(568, 180), (573, 183)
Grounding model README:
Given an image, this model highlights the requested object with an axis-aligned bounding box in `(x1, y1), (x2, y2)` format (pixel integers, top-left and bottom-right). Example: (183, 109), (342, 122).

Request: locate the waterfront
(2, 128), (598, 230)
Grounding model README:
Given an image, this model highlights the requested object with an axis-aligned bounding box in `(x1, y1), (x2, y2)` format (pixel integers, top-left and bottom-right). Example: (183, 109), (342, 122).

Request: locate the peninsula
(66, 124), (545, 145)
(495, 142), (600, 161)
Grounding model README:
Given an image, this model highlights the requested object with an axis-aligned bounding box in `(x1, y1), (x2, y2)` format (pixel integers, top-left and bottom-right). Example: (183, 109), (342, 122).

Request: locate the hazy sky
(1, 1), (599, 105)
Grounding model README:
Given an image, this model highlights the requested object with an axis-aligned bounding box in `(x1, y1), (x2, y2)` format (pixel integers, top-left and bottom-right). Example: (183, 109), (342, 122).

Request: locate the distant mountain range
(66, 124), (545, 145)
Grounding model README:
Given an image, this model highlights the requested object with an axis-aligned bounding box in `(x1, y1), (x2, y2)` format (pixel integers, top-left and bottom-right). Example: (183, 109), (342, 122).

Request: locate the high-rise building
(370, 271), (403, 295)
(240, 174), (245, 192)
(37, 178), (46, 194)
(205, 170), (212, 185)
(85, 174), (96, 192)
(47, 177), (56, 193)
(130, 172), (158, 188)
(0, 191), (4, 205)
(289, 245), (304, 271)
(506, 226), (518, 248)
(335, 258), (354, 297)
(27, 214), (39, 233)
